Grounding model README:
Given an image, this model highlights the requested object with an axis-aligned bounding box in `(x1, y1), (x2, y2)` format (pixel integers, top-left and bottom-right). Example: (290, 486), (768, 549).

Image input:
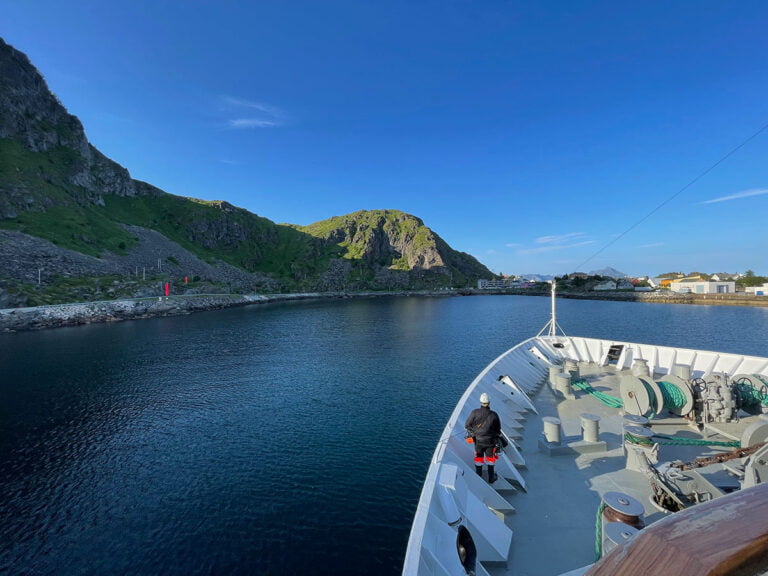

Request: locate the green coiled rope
(572, 379), (623, 409)
(736, 375), (768, 407)
(656, 380), (688, 411)
(639, 379), (688, 418)
(639, 380), (658, 419)
(573, 377), (690, 416)
(624, 431), (740, 448)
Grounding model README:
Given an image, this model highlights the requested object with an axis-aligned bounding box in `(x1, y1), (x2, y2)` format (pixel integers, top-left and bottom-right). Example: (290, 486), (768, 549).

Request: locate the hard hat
(480, 393), (490, 405)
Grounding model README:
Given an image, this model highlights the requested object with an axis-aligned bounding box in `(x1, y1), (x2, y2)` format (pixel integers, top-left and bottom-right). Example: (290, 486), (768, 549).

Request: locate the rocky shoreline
(0, 291), (447, 333)
(2, 289), (767, 333)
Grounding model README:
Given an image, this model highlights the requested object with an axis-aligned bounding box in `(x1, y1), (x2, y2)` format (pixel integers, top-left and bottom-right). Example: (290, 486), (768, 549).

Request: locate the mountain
(588, 267), (627, 279)
(0, 38), (493, 306)
(298, 210), (492, 289)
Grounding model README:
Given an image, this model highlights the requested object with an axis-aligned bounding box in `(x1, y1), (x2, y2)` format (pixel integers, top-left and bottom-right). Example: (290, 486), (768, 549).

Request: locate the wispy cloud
(228, 118), (280, 128)
(535, 232), (587, 244)
(505, 243), (522, 248)
(518, 240), (595, 255)
(220, 95), (286, 129)
(640, 242), (664, 248)
(516, 232), (594, 255)
(701, 188), (768, 204)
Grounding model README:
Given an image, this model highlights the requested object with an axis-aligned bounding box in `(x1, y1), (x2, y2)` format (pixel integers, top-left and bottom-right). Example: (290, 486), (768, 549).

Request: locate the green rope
(639, 380), (658, 419)
(624, 432), (740, 448)
(572, 379), (623, 409)
(657, 381), (688, 410)
(595, 502), (606, 561)
(736, 376), (768, 407)
(754, 374), (768, 387)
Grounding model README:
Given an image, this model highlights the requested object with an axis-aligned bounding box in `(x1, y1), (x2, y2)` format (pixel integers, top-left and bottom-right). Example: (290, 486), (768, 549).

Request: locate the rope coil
(624, 431), (740, 448)
(572, 379), (623, 409)
(656, 381), (688, 411)
(735, 376), (768, 408)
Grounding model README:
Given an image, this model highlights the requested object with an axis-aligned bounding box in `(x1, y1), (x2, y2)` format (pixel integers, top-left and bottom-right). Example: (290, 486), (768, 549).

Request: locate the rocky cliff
(0, 38), (494, 306)
(300, 210), (492, 287)
(0, 38), (159, 217)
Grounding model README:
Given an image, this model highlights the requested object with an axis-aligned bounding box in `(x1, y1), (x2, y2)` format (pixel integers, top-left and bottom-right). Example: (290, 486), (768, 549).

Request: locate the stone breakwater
(0, 292), (442, 333)
(0, 294), (301, 332)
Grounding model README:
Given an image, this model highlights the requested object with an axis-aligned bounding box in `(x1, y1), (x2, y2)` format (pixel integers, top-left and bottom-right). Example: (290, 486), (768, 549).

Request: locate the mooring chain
(669, 442), (766, 471)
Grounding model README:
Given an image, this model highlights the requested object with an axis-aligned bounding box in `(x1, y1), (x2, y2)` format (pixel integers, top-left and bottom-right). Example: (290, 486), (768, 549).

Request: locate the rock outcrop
(300, 209), (491, 283)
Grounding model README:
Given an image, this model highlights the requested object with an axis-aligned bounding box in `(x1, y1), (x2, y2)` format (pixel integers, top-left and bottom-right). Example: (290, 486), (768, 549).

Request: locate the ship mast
(537, 280), (566, 337)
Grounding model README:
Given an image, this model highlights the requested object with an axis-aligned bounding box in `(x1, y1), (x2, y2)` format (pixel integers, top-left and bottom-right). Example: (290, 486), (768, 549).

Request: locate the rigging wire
(574, 120), (768, 271)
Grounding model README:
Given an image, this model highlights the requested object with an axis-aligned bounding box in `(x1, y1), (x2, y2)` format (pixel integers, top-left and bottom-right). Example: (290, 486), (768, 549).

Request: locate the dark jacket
(464, 406), (501, 445)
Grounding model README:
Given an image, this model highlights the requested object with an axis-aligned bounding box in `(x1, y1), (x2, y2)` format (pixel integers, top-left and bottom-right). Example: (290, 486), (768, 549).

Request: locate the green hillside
(0, 37), (494, 304)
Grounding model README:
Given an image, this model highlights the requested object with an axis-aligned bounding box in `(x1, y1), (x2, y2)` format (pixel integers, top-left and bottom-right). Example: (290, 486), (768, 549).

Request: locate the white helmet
(480, 392), (490, 405)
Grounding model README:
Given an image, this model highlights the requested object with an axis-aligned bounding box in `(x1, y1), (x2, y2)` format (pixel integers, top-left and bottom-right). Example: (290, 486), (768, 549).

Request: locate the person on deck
(464, 392), (502, 483)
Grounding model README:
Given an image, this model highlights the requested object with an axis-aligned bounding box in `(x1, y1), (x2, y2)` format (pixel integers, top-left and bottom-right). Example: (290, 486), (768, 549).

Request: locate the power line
(574, 121), (768, 272)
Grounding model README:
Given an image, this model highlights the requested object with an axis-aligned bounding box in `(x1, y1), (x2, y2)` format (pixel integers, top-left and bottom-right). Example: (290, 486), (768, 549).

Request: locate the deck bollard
(553, 372), (572, 396)
(622, 415), (650, 458)
(564, 359), (580, 381)
(631, 358), (650, 378)
(601, 491), (645, 529)
(548, 364), (562, 388)
(600, 492), (644, 558)
(623, 425), (657, 471)
(581, 413), (600, 443)
(542, 416), (562, 445)
(672, 363), (692, 380)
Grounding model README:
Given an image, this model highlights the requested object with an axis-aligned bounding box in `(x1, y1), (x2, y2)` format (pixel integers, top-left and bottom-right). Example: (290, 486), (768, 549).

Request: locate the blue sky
(3, 1), (767, 277)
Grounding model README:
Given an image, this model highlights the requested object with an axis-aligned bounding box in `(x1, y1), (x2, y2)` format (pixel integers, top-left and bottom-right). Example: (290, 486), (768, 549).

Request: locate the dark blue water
(1, 296), (766, 575)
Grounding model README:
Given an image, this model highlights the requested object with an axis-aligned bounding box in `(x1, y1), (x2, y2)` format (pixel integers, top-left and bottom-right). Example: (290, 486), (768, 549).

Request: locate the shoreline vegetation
(1, 289), (767, 334)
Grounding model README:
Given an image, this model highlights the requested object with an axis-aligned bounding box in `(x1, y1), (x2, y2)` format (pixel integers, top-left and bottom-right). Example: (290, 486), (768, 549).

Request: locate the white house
(669, 280), (736, 294)
(478, 279), (511, 289)
(745, 283), (768, 296)
(593, 281), (616, 291)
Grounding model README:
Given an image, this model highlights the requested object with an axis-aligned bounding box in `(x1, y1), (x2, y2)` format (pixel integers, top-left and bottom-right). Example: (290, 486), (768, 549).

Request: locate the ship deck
(498, 362), (740, 576)
(403, 334), (768, 576)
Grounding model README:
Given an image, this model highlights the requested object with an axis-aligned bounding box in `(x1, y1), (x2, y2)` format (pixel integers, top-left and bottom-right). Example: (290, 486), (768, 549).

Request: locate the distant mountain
(0, 38), (493, 306)
(518, 274), (554, 282)
(298, 210), (492, 289)
(588, 267), (627, 279)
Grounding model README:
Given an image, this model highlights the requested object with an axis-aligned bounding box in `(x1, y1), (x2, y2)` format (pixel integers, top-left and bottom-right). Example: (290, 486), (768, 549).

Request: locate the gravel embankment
(0, 294), (272, 332)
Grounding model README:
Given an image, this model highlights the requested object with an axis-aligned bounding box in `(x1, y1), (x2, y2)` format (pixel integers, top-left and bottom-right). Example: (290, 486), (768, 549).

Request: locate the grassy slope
(1, 140), (490, 287)
(102, 195), (331, 278)
(0, 139), (137, 256)
(0, 138), (333, 279)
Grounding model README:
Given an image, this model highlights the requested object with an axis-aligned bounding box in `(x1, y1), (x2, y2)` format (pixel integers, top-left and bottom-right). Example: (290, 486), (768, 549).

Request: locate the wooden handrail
(586, 482), (768, 576)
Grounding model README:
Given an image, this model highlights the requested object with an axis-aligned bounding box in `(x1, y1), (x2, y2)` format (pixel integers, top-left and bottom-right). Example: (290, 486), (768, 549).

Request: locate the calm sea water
(1, 295), (766, 575)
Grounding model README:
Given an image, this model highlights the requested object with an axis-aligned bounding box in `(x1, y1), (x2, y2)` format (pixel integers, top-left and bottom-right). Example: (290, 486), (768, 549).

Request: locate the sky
(2, 1), (767, 277)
